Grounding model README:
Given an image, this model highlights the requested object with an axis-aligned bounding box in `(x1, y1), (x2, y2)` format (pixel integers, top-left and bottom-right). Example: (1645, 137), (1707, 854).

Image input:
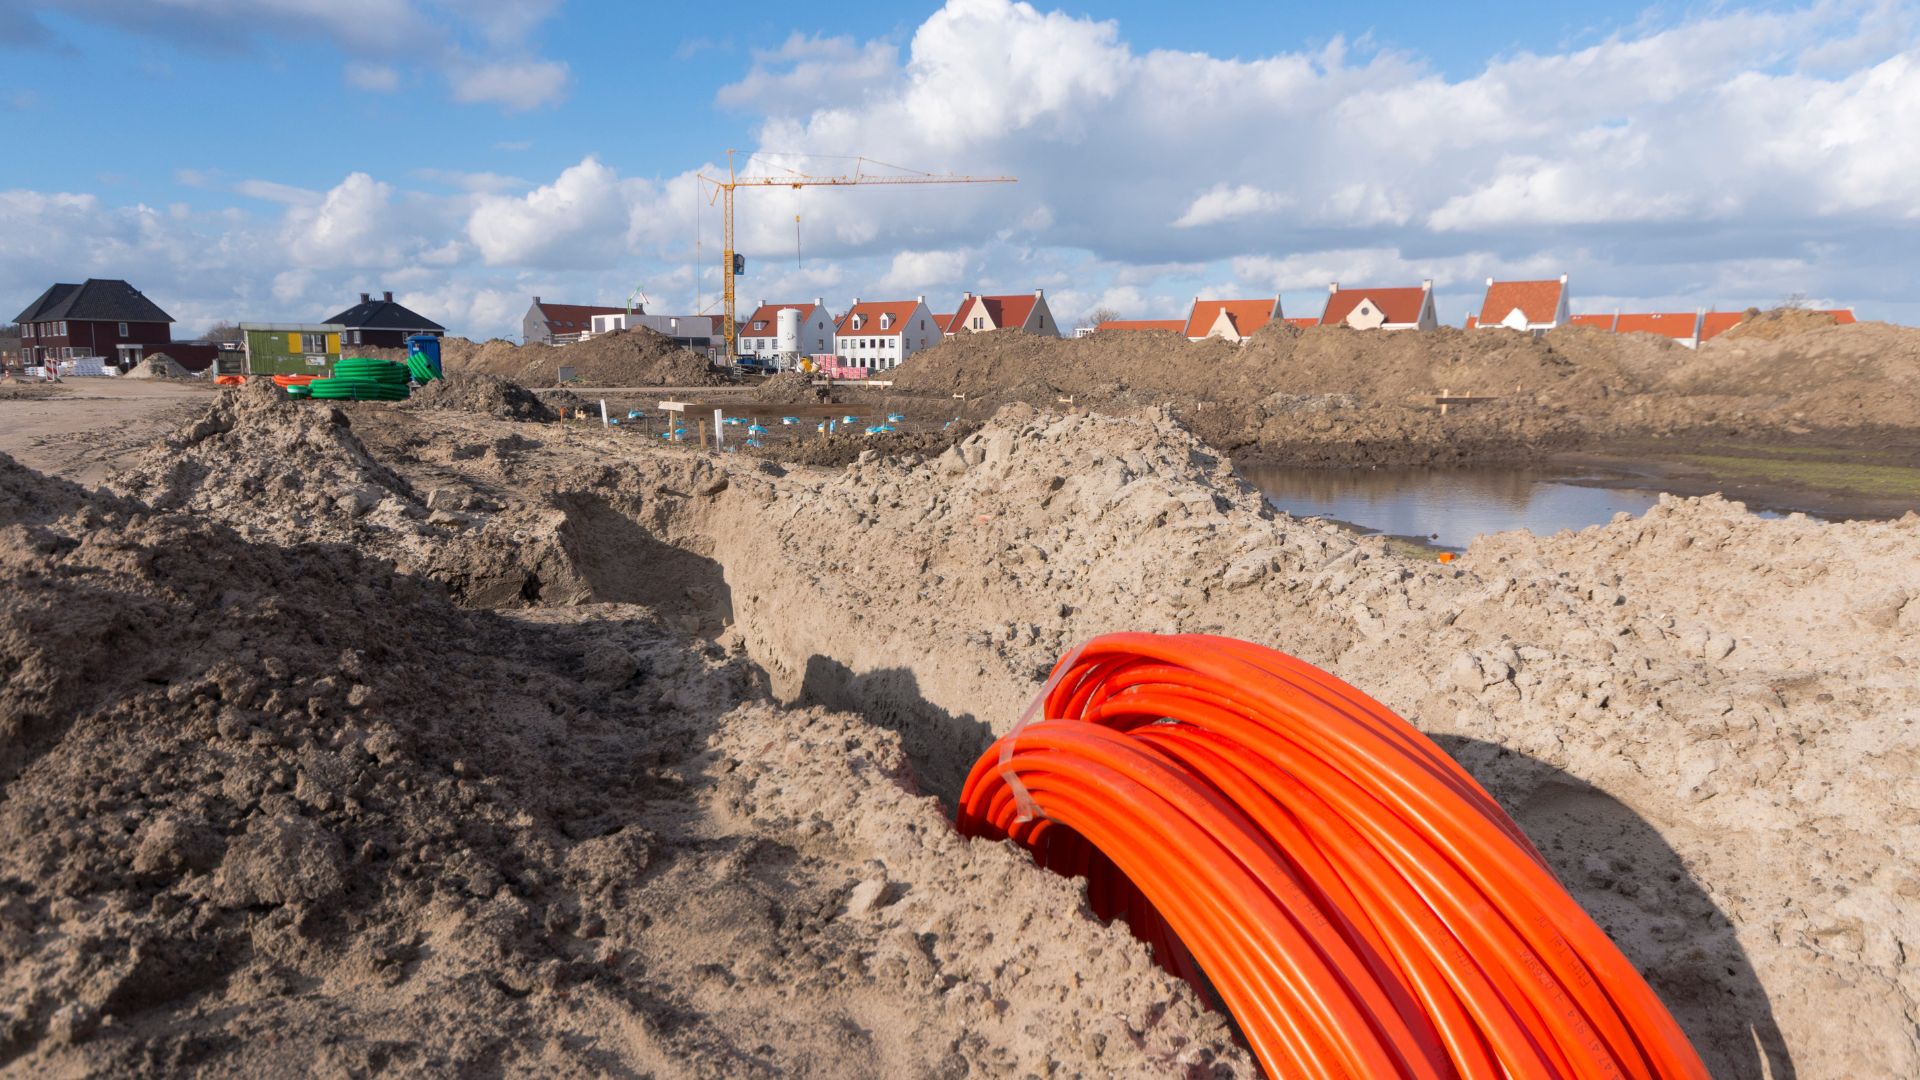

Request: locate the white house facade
(833, 296), (939, 370)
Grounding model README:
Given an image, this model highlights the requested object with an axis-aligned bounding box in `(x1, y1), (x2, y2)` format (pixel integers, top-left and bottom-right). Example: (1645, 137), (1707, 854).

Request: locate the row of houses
(10, 279), (445, 374)
(1099, 277), (1855, 348)
(526, 289), (1064, 370)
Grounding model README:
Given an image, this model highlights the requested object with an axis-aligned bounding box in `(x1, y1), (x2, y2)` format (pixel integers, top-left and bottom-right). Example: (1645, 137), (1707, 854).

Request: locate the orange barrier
(957, 633), (1707, 1079)
(270, 374), (318, 387)
(213, 375), (246, 386)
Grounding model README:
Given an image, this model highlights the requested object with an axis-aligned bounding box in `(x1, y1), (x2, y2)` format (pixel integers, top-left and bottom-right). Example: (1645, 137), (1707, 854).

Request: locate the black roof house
(15, 279), (174, 325)
(323, 291), (444, 334)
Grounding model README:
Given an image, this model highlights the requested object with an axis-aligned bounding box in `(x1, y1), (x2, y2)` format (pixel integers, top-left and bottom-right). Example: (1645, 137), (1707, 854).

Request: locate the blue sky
(3, 0), (1918, 337)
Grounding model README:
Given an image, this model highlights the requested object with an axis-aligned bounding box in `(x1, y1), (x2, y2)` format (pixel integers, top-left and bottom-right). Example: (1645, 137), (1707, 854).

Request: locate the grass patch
(1681, 453), (1920, 499)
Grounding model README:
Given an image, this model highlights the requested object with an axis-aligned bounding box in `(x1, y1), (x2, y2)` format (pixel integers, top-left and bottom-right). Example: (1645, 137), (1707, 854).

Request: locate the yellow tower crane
(698, 151), (1015, 358)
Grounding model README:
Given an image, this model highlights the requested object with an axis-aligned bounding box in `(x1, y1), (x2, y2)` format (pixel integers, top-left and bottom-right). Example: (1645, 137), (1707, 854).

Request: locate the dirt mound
(0, 444), (1251, 1076)
(122, 354), (192, 380)
(751, 370), (822, 404)
(399, 374), (556, 422)
(445, 329), (728, 388)
(616, 404), (1919, 1077)
(746, 420), (982, 467)
(110, 379), (424, 551)
(887, 320), (1920, 462)
(1715, 307), (1843, 341)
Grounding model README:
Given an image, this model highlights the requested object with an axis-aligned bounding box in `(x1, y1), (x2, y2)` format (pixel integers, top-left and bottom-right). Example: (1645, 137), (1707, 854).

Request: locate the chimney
(916, 294), (925, 305)
(1559, 273), (1568, 284)
(1034, 288), (1044, 298)
(851, 297), (860, 307)
(1328, 282), (1339, 293)
(382, 291), (393, 302)
(1421, 279), (1433, 292)
(360, 293), (371, 303)
(756, 298), (764, 311)
(1486, 277), (1494, 288)
(533, 295), (542, 305)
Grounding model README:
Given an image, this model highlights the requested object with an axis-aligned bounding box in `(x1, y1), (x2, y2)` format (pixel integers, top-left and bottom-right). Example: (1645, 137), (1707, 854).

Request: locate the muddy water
(1240, 465), (1736, 550)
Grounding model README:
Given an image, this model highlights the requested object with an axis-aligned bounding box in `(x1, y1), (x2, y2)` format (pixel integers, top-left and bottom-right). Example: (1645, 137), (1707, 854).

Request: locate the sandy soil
(884, 315), (1920, 468)
(0, 378), (217, 484)
(2, 379), (1914, 1076)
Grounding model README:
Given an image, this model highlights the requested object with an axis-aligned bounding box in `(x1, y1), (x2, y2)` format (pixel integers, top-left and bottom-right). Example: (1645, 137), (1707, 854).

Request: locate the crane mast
(698, 151), (1015, 358)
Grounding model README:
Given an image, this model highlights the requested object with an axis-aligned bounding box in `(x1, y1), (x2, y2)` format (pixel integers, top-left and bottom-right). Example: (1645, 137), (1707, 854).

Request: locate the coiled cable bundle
(956, 633), (1707, 1079)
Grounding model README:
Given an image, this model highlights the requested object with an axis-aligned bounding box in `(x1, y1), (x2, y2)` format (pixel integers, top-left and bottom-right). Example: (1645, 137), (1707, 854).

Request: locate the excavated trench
(514, 481), (997, 805)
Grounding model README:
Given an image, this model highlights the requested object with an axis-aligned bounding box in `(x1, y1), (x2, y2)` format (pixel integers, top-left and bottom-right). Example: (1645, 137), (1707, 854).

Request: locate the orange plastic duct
(957, 633), (1708, 1079)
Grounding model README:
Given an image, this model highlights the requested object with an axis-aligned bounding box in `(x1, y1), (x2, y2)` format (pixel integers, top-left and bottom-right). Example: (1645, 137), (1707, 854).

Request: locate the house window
(57, 321), (67, 336)
(352, 330), (363, 345)
(118, 322), (128, 336)
(302, 332), (328, 353)
(21, 324), (30, 338)
(972, 316), (983, 329)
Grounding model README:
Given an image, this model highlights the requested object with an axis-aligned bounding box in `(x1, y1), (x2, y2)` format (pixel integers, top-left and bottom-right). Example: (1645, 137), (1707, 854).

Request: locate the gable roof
(834, 300), (926, 338)
(1321, 285), (1428, 326)
(1568, 314), (1617, 330)
(933, 313), (955, 333)
(1698, 312), (1745, 341)
(1182, 299), (1277, 338)
(1477, 278), (1564, 327)
(15, 279), (173, 325)
(739, 302), (823, 334)
(536, 301), (623, 332)
(1285, 317), (1318, 329)
(1098, 319), (1185, 333)
(952, 293), (1040, 331)
(324, 293), (445, 332)
(1613, 313), (1699, 339)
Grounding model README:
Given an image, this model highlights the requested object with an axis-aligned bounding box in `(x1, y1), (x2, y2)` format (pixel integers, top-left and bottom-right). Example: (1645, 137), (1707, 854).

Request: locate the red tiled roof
(1698, 312), (1744, 341)
(834, 299), (926, 338)
(537, 301), (623, 331)
(933, 313), (955, 333)
(1286, 317), (1317, 329)
(1321, 286), (1427, 326)
(951, 293), (1040, 332)
(1183, 299), (1277, 338)
(1568, 314), (1616, 329)
(1465, 315), (1480, 329)
(739, 302), (821, 335)
(1098, 319), (1185, 332)
(1477, 279), (1564, 327)
(1614, 313), (1699, 339)
(1828, 309), (1858, 325)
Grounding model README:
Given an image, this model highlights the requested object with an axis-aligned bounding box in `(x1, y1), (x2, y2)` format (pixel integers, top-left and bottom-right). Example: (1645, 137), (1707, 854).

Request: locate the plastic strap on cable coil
(998, 639), (1089, 823)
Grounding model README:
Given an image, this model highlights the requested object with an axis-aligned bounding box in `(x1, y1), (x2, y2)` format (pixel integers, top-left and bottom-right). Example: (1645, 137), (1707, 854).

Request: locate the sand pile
(16, 386), (1920, 1076)
(751, 370), (820, 404)
(122, 354), (192, 380)
(111, 379), (425, 551)
(399, 373), (557, 422)
(887, 319), (1920, 461)
(576, 406), (1915, 1078)
(1715, 307), (1844, 341)
(0, 447), (1253, 1076)
(442, 329), (727, 388)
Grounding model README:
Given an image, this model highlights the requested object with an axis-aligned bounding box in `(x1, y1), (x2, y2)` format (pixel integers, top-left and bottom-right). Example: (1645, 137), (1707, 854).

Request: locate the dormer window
(880, 313), (893, 330)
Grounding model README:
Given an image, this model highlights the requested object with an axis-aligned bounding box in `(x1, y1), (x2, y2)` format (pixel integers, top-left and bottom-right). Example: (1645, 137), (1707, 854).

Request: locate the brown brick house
(14, 279), (174, 369)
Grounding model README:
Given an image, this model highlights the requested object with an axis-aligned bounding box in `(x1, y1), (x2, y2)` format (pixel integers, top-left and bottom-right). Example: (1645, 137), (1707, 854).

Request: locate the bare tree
(200, 321), (243, 343)
(1778, 292), (1809, 310)
(1082, 305), (1121, 329)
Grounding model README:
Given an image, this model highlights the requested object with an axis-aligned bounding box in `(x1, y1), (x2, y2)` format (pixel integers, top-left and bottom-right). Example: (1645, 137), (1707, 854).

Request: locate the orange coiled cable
(956, 632), (1708, 1080)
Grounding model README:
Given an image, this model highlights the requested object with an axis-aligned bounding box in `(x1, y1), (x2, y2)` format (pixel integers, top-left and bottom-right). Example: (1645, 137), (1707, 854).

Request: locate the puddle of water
(1239, 465), (1691, 550)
